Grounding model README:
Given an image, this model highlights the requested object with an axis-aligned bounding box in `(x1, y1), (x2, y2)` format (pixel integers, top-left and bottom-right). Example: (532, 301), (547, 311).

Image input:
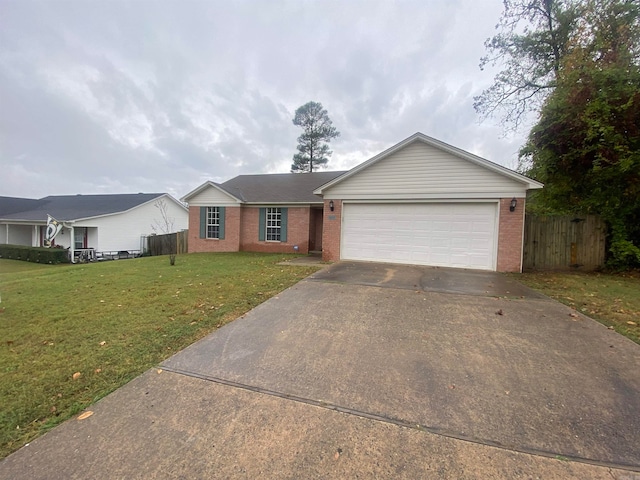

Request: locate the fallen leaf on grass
(99, 341), (106, 346)
(95, 368), (102, 374)
(72, 372), (81, 380)
(77, 411), (93, 420)
(627, 321), (637, 326)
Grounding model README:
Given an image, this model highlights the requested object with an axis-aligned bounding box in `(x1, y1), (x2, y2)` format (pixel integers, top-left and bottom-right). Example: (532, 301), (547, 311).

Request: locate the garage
(341, 202), (498, 270)
(314, 133), (544, 272)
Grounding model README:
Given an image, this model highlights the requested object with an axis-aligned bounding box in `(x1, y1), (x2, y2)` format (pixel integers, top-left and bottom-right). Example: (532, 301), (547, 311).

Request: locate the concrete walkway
(1, 262), (639, 479)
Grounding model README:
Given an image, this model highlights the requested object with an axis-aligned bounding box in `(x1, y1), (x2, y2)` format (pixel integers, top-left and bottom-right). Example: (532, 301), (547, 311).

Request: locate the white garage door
(341, 203), (498, 270)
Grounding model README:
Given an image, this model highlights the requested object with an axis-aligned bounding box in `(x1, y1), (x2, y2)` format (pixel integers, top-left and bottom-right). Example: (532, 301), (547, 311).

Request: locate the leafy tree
(475, 0), (583, 130)
(521, 0), (640, 268)
(291, 101), (340, 172)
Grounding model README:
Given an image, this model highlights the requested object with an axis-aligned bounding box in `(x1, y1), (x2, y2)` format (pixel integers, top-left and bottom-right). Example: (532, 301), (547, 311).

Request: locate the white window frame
(266, 207), (281, 242)
(206, 207), (220, 239)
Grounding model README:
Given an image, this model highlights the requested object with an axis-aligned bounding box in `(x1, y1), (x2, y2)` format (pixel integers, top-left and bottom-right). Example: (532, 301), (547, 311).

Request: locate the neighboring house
(183, 132), (543, 272)
(0, 193), (188, 260)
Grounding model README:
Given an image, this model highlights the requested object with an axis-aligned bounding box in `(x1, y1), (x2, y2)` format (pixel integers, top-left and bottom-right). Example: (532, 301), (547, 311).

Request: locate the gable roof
(182, 171), (347, 204)
(0, 193), (174, 222)
(314, 132), (543, 194)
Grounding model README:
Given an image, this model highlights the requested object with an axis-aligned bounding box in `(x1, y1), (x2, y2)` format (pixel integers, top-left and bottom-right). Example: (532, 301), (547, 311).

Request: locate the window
(75, 227), (87, 249)
(206, 207), (220, 239)
(199, 206), (225, 240)
(258, 207), (287, 242)
(266, 207), (281, 241)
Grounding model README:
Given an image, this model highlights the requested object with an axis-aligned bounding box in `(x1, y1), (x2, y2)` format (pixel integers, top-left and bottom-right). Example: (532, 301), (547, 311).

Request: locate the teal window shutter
(199, 207), (206, 239)
(280, 207), (288, 242)
(258, 208), (266, 241)
(218, 207), (225, 240)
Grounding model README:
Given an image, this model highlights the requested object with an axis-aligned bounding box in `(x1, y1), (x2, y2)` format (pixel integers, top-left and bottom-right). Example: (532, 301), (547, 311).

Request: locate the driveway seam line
(159, 365), (640, 474)
(306, 278), (553, 301)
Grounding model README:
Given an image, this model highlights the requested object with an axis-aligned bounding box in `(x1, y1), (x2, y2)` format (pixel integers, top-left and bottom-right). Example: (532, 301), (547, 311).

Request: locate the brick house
(182, 171), (346, 256)
(182, 132), (542, 272)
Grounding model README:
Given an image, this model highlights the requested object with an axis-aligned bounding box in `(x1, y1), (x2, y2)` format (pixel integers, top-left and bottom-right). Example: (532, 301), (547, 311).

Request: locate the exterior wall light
(329, 200), (334, 212)
(510, 197), (517, 212)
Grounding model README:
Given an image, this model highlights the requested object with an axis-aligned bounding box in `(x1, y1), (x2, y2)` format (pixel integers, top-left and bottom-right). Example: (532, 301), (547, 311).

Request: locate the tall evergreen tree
(291, 101), (340, 173)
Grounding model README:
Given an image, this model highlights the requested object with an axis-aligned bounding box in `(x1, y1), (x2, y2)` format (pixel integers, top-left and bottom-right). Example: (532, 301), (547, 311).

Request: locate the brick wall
(322, 199), (342, 262)
(496, 197), (525, 272)
(240, 206), (311, 254)
(187, 206), (241, 253)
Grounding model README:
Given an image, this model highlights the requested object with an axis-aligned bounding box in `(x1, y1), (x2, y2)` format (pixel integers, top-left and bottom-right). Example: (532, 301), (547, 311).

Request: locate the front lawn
(0, 258), (67, 275)
(0, 253), (319, 458)
(517, 271), (640, 345)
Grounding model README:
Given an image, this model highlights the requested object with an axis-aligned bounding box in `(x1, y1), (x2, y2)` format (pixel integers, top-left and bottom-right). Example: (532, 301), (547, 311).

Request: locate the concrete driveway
(1, 261), (639, 479)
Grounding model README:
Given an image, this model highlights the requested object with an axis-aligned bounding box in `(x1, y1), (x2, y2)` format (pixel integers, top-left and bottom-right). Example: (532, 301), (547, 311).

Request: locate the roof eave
(0, 218), (47, 224)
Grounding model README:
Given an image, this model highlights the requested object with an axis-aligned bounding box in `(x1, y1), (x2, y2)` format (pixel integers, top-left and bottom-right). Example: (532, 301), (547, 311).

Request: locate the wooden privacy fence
(146, 230), (188, 256)
(523, 215), (606, 271)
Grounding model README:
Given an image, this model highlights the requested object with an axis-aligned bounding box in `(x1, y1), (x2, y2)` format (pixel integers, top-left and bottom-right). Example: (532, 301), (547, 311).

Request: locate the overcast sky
(0, 0), (529, 200)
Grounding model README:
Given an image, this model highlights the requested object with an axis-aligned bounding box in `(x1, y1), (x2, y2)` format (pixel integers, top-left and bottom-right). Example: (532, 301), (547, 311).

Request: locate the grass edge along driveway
(0, 253), (320, 459)
(517, 270), (640, 345)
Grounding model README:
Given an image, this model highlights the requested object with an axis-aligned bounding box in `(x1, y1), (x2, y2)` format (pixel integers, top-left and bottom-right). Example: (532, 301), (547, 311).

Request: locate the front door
(308, 208), (324, 252)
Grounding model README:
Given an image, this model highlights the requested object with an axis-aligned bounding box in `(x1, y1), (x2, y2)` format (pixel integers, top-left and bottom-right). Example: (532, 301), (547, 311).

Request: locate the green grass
(0, 253), (319, 458)
(517, 270), (640, 345)
(0, 258), (68, 275)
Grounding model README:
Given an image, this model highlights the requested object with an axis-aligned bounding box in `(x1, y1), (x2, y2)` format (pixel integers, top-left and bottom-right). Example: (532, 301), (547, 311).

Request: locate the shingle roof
(218, 171), (347, 203)
(0, 196), (44, 217)
(0, 193), (165, 222)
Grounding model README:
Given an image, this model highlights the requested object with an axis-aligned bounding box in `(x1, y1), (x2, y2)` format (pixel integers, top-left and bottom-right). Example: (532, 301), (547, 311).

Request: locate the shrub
(0, 244), (70, 264)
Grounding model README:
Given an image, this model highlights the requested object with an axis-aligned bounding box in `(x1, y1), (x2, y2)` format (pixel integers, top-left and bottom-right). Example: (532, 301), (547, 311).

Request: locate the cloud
(0, 0), (525, 199)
